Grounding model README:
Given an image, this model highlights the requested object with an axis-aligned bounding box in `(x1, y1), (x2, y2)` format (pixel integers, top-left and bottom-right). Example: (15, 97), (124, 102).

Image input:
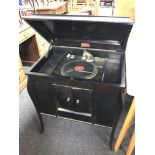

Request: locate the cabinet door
(72, 87), (92, 113)
(54, 84), (93, 123)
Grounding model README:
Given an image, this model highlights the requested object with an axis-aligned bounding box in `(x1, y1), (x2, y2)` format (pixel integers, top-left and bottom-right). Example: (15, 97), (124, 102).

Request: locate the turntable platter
(61, 60), (98, 79)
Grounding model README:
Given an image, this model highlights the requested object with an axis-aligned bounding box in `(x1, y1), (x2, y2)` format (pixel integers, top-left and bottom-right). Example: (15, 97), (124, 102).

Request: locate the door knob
(76, 100), (79, 104)
(66, 97), (70, 102)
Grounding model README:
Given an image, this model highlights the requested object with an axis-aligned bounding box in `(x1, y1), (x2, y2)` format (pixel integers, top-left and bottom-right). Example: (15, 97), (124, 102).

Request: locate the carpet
(19, 87), (134, 155)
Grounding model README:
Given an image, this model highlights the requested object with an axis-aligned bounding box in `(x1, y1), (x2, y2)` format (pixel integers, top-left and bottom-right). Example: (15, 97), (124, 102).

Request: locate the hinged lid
(22, 15), (133, 52)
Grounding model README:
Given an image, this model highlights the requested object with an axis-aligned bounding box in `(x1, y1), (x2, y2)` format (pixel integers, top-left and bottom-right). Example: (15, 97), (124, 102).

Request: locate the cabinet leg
(110, 123), (117, 150)
(110, 102), (123, 150)
(37, 111), (44, 133)
(27, 83), (45, 133)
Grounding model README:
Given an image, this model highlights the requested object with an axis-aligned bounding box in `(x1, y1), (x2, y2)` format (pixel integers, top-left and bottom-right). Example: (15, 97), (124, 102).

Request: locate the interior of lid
(23, 15), (133, 52)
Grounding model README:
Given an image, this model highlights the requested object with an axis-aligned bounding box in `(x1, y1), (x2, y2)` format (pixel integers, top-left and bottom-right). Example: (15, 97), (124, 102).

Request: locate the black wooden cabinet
(23, 15), (133, 150)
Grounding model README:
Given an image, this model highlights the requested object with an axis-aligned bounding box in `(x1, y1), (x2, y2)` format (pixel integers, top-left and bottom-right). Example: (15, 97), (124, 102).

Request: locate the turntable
(61, 60), (98, 79)
(23, 15), (133, 150)
(54, 50), (107, 81)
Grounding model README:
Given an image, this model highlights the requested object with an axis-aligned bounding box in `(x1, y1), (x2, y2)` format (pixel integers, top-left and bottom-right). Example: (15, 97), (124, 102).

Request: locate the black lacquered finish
(23, 15), (133, 150)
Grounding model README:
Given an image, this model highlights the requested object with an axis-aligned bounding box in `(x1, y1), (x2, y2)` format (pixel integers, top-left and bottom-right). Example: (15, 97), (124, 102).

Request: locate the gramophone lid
(22, 14), (133, 52)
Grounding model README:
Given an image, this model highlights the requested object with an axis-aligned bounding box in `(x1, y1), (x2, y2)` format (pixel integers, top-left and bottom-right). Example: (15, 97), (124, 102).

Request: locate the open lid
(22, 15), (133, 52)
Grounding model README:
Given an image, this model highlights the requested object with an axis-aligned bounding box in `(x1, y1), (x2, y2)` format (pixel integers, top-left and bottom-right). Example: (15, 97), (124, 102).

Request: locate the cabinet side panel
(27, 75), (57, 115)
(94, 85), (123, 127)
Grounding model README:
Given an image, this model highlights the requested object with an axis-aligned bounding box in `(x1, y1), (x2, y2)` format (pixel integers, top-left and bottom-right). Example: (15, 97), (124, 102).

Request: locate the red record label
(74, 66), (85, 71)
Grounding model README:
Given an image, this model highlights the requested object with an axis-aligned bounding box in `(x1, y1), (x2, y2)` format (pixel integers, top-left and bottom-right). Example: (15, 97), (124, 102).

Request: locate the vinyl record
(61, 60), (98, 79)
